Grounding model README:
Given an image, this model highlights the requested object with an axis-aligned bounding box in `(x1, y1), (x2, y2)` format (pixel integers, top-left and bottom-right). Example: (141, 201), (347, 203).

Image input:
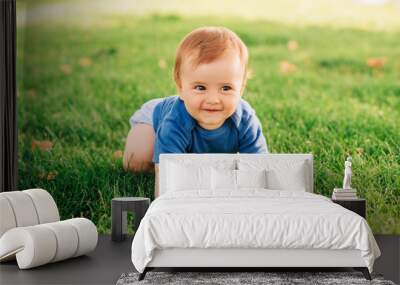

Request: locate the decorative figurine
(332, 156), (357, 199)
(342, 156), (352, 190)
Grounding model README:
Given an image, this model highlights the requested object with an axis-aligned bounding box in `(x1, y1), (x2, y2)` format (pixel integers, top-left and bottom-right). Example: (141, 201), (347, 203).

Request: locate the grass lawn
(17, 13), (400, 234)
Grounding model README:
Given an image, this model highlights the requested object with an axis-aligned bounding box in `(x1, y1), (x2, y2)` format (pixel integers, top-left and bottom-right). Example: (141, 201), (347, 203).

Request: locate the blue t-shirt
(152, 95), (268, 164)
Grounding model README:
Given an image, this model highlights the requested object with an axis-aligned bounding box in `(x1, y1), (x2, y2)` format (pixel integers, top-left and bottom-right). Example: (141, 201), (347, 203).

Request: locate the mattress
(131, 189), (381, 273)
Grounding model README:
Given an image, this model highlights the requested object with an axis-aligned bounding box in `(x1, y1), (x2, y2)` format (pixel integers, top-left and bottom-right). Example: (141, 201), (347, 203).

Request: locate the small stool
(111, 197), (150, 242)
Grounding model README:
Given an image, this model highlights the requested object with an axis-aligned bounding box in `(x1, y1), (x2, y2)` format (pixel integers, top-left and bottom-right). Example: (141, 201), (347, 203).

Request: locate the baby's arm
(153, 117), (191, 198)
(239, 112), (268, 153)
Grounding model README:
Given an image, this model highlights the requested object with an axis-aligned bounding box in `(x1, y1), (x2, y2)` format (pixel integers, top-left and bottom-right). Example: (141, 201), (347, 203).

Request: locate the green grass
(17, 14), (400, 234)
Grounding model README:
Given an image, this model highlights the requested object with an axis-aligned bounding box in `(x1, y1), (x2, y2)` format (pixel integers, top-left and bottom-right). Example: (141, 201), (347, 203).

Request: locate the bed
(131, 153), (381, 281)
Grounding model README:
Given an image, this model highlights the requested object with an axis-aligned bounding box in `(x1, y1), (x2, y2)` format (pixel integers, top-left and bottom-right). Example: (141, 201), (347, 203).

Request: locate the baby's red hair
(173, 26), (249, 93)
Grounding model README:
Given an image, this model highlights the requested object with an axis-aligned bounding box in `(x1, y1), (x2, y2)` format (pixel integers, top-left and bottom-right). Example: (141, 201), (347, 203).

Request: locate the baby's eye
(194, 85), (206, 91)
(222, 85), (232, 91)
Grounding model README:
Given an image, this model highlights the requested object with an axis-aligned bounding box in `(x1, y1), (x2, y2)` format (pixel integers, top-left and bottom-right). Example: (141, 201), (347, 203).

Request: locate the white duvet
(131, 189), (381, 273)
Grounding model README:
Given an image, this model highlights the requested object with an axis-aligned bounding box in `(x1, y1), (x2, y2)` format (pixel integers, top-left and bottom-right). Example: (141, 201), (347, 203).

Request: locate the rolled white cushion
(41, 221), (79, 262)
(0, 191), (39, 227)
(0, 196), (17, 237)
(23, 189), (59, 224)
(0, 189), (60, 239)
(64, 218), (98, 257)
(0, 225), (57, 269)
(0, 218), (98, 269)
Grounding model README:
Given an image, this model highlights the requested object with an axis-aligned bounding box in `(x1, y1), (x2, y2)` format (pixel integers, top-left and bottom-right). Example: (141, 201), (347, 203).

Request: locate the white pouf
(0, 196), (17, 237)
(0, 189), (98, 269)
(23, 188), (60, 224)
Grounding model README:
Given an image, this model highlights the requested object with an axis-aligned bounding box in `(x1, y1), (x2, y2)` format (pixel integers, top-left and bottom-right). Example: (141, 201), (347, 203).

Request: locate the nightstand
(332, 198), (366, 218)
(111, 197), (150, 242)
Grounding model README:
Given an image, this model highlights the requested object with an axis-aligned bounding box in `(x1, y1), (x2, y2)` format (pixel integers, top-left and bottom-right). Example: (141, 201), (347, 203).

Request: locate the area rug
(116, 271), (395, 285)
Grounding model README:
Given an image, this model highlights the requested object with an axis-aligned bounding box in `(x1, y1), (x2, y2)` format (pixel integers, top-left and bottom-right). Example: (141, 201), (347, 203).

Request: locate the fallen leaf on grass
(38, 171), (46, 179)
(280, 61), (297, 74)
(113, 150), (123, 159)
(79, 57), (92, 67)
(158, 59), (166, 69)
(27, 89), (37, 98)
(366, 57), (387, 69)
(92, 47), (117, 58)
(47, 171), (58, 181)
(59, 64), (72, 74)
(287, 40), (299, 51)
(32, 140), (53, 151)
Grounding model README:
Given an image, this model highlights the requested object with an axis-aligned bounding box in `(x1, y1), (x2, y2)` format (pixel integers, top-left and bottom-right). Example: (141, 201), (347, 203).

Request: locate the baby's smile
(202, 108), (222, 112)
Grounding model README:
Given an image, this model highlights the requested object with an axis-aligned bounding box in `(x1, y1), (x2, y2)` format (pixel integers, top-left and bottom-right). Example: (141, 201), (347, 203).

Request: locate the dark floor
(0, 234), (399, 285)
(374, 235), (400, 284)
(0, 235), (135, 285)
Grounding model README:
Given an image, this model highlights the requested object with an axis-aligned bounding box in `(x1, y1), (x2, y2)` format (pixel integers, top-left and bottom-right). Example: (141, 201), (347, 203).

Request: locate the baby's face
(178, 49), (245, 130)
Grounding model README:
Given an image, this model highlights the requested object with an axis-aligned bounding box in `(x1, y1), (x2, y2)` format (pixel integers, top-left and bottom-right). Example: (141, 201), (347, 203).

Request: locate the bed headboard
(159, 153), (313, 196)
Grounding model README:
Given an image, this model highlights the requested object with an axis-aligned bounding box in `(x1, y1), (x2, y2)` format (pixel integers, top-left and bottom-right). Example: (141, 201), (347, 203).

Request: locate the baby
(123, 26), (268, 197)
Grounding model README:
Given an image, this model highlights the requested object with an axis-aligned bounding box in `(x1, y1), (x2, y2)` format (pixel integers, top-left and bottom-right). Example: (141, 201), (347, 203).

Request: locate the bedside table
(111, 197), (150, 242)
(332, 198), (366, 218)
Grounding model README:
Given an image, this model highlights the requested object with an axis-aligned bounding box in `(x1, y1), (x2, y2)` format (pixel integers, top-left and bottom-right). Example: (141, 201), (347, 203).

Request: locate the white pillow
(165, 158), (236, 171)
(167, 162), (212, 191)
(237, 159), (308, 191)
(212, 168), (237, 190)
(265, 164), (306, 191)
(236, 169), (268, 188)
(211, 168), (268, 190)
